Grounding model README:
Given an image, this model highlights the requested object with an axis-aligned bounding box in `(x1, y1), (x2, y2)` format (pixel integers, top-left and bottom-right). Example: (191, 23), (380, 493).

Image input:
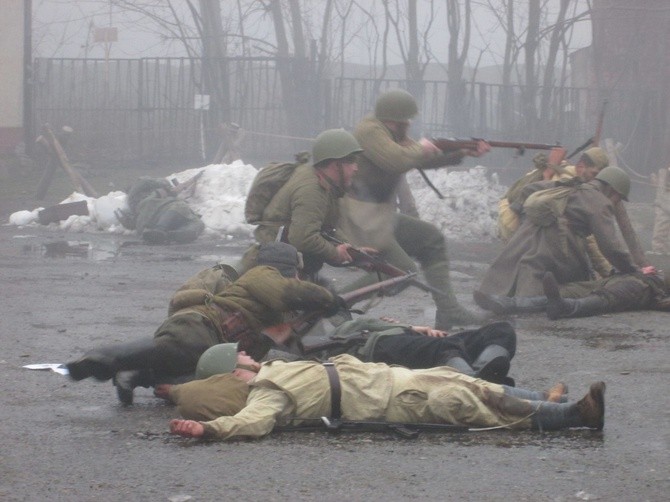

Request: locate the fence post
(137, 59), (143, 159)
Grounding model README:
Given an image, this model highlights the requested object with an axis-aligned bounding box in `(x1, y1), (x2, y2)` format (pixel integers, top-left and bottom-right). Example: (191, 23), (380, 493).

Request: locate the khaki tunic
(340, 115), (461, 249)
(200, 354), (532, 440)
(479, 180), (637, 297)
(252, 163), (348, 266)
(151, 266), (336, 377)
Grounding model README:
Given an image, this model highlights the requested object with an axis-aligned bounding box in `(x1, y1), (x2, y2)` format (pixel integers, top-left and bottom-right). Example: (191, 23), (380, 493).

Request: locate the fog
(33, 0), (592, 76)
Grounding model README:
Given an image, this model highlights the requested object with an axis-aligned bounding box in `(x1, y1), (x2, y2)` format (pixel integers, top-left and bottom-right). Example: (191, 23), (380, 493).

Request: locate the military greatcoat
(479, 179), (637, 297)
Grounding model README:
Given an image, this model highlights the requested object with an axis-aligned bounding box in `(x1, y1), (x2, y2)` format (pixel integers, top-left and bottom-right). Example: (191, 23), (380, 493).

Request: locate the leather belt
(322, 362), (341, 420)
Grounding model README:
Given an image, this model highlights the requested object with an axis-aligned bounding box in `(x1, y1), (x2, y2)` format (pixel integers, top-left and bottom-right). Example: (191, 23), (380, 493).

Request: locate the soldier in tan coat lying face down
(162, 347), (605, 441)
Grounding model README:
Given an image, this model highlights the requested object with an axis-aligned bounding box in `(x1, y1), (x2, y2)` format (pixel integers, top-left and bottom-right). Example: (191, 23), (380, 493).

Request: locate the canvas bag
(244, 152), (310, 224)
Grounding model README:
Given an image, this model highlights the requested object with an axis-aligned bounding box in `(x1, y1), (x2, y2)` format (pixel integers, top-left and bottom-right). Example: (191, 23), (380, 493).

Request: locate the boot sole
(473, 291), (509, 315)
(476, 355), (511, 381)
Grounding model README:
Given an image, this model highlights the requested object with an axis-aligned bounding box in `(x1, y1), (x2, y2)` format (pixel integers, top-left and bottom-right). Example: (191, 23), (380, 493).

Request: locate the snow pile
(408, 166), (505, 240)
(8, 160), (505, 242)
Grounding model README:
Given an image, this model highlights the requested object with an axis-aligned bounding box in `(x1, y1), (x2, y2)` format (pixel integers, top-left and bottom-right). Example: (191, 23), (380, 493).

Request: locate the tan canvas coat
(200, 354), (533, 440)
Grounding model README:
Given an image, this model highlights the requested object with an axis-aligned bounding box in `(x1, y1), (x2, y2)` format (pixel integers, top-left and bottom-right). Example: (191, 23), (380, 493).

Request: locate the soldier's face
(576, 156), (599, 181)
(338, 157), (358, 187)
(384, 120), (411, 140)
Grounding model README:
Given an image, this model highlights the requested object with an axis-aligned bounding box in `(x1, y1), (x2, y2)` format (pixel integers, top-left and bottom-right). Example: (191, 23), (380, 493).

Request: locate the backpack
(523, 185), (575, 227)
(244, 151), (310, 224)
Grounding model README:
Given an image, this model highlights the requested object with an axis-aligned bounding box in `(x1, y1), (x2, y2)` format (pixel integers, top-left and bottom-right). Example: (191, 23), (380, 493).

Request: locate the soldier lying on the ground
(473, 266), (667, 320)
(66, 243), (340, 405)
(162, 348), (605, 440)
(257, 316), (517, 386)
(542, 268), (669, 319)
(116, 176), (205, 245)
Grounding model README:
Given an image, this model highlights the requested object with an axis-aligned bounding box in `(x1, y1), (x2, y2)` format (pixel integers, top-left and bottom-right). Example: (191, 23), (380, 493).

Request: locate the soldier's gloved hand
(324, 295), (349, 317)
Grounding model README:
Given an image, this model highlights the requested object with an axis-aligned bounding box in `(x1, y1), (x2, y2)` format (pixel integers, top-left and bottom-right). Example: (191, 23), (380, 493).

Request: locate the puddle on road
(22, 240), (119, 261)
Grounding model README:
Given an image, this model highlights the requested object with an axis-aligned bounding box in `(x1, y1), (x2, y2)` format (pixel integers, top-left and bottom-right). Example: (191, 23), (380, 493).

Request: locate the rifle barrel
(433, 138), (558, 152)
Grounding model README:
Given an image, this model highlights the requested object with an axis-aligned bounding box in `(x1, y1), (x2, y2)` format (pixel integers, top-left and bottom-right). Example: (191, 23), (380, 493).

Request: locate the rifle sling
(417, 169), (445, 199)
(322, 362), (342, 420)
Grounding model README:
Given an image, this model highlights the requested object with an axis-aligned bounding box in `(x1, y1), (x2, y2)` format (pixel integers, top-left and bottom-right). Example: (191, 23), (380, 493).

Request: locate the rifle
(170, 169), (205, 196)
(432, 137), (559, 156)
(566, 100), (608, 160)
(321, 232), (446, 296)
(289, 273), (420, 339)
(275, 417), (468, 439)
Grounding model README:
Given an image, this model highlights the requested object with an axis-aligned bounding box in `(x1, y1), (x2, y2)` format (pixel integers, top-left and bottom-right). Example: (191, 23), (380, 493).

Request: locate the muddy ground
(0, 203), (668, 500)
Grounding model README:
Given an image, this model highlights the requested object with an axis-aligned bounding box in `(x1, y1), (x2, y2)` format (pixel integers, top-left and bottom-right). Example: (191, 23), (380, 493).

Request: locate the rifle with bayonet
(321, 232), (446, 296)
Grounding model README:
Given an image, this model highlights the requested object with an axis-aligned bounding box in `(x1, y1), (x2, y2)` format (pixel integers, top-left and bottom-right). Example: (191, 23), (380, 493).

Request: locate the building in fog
(0, 0), (29, 154)
(591, 0), (670, 169)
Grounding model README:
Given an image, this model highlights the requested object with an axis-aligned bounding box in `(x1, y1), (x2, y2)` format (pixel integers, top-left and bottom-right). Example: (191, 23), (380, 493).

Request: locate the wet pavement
(0, 224), (668, 501)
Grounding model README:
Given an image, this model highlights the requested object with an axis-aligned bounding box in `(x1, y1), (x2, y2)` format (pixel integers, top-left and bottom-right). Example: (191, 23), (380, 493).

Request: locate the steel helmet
(595, 166), (630, 201)
(581, 147), (609, 171)
(374, 89), (419, 121)
(195, 343), (238, 379)
(312, 128), (363, 166)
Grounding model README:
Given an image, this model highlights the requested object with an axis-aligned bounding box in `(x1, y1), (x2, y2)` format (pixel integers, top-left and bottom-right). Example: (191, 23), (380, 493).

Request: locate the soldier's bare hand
(154, 384), (173, 401)
(641, 265), (658, 275)
(464, 140), (491, 157)
(335, 243), (354, 264)
(548, 146), (567, 166)
(411, 325), (449, 337)
(169, 419), (205, 438)
(419, 138), (442, 156)
(379, 316), (400, 323)
(359, 246), (379, 256)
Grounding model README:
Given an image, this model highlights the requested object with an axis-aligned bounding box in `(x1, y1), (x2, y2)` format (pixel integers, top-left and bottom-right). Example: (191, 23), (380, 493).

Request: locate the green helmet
(595, 166), (630, 201)
(581, 147), (609, 171)
(312, 128), (363, 166)
(195, 343), (238, 379)
(374, 89), (418, 121)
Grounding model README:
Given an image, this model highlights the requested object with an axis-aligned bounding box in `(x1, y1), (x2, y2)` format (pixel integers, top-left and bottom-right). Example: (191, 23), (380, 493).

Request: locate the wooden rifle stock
(432, 137), (558, 155)
(289, 273), (418, 338)
(321, 232), (446, 296)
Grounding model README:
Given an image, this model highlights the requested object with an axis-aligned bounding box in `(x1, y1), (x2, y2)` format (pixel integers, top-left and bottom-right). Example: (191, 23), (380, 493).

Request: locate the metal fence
(31, 56), (665, 174)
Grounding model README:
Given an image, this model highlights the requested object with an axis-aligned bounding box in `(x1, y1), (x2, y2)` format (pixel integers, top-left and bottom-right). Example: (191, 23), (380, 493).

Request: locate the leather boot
(66, 339), (156, 382)
(472, 345), (511, 382)
(546, 295), (609, 320)
(473, 291), (547, 314)
(531, 382), (605, 431)
(114, 369), (154, 405)
(443, 357), (475, 375)
(166, 219), (205, 244)
(424, 264), (489, 329)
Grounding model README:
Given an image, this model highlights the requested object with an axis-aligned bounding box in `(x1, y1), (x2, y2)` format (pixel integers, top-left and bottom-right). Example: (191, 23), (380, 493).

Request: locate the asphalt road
(0, 224), (668, 501)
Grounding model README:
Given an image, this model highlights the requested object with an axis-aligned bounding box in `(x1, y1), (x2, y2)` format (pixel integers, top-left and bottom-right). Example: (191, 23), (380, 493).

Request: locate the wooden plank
(38, 200), (89, 225)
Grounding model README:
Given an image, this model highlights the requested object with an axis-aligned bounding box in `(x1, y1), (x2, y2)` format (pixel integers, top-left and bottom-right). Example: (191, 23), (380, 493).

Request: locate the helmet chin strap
(336, 161), (346, 192)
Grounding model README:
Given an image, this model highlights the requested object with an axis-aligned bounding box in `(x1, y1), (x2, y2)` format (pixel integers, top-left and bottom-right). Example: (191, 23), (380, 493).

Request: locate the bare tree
(445, 0), (472, 134)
